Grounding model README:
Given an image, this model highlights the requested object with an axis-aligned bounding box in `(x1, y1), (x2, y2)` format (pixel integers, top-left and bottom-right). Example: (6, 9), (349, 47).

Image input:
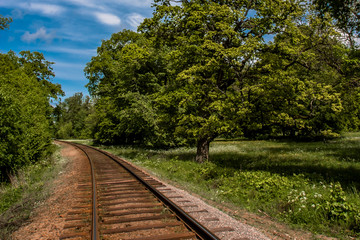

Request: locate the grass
(96, 132), (360, 239)
(0, 144), (68, 239)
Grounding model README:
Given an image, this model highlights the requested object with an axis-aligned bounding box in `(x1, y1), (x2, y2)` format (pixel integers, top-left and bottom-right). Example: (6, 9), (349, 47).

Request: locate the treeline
(76, 0), (359, 162)
(53, 93), (95, 139)
(0, 17), (63, 181)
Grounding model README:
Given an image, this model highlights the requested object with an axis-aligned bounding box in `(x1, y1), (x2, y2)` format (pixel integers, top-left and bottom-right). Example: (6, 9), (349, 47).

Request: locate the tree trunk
(195, 138), (210, 163)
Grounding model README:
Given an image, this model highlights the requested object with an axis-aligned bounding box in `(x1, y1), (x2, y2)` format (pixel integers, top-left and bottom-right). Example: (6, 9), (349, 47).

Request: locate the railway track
(57, 141), (223, 240)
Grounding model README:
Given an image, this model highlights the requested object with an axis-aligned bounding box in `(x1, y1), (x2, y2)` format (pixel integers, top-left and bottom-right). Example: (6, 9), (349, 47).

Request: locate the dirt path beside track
(11, 142), (89, 240)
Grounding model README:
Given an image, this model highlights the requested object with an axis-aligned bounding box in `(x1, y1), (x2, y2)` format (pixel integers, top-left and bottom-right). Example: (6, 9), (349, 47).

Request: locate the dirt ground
(11, 142), (89, 240)
(10, 142), (338, 240)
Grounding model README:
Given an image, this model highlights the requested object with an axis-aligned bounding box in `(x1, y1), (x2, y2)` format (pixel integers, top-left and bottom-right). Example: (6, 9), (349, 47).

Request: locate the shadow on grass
(207, 141), (360, 190)
(214, 153), (359, 189)
(158, 140), (360, 190)
(98, 138), (360, 190)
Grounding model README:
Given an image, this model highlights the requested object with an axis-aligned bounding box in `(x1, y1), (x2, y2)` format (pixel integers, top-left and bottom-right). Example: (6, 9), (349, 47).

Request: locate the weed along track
(57, 141), (224, 240)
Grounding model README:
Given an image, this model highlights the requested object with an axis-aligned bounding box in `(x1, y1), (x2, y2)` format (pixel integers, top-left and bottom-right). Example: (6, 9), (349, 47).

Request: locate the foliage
(53, 92), (94, 139)
(85, 0), (360, 163)
(236, 18), (348, 138)
(283, 183), (360, 231)
(0, 51), (63, 100)
(0, 51), (62, 181)
(139, 0), (309, 162)
(0, 15), (12, 30)
(85, 30), (177, 147)
(313, 0), (359, 48)
(339, 48), (360, 131)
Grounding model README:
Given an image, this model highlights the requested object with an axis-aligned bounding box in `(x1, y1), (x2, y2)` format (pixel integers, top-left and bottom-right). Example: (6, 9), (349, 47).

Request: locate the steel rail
(59, 141), (99, 240)
(73, 142), (221, 240)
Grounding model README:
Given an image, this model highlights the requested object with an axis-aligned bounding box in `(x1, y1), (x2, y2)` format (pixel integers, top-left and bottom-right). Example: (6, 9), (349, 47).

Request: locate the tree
(0, 15), (12, 30)
(0, 14), (62, 181)
(139, 0), (306, 162)
(53, 93), (94, 139)
(245, 17), (346, 137)
(85, 30), (174, 146)
(85, 0), (358, 162)
(310, 1), (360, 129)
(0, 46), (62, 180)
(313, 0), (359, 48)
(18, 51), (63, 100)
(0, 56), (53, 180)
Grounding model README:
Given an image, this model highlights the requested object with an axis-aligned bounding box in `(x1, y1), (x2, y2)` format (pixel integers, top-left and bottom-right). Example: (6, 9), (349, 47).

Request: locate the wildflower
(311, 204), (316, 208)
(314, 193), (322, 198)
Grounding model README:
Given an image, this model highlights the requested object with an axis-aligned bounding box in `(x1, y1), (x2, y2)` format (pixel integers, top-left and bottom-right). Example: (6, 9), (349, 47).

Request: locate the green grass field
(100, 132), (360, 239)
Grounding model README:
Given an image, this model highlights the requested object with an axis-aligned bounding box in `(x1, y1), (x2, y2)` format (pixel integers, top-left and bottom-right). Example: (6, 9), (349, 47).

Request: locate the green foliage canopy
(0, 52), (58, 180)
(0, 14), (62, 180)
(313, 0), (359, 48)
(85, 0), (360, 162)
(53, 93), (94, 139)
(85, 30), (174, 146)
(139, 0), (309, 161)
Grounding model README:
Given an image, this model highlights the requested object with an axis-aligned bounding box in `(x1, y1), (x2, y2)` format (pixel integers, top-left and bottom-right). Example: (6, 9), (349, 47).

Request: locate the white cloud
(21, 27), (56, 43)
(27, 3), (65, 15)
(64, 0), (99, 9)
(45, 47), (97, 56)
(127, 13), (145, 29)
(11, 9), (24, 19)
(95, 12), (121, 26)
(106, 0), (153, 8)
(53, 61), (86, 69)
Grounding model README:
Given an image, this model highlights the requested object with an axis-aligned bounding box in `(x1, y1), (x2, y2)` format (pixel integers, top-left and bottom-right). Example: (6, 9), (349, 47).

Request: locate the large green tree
(139, 0), (306, 162)
(85, 0), (358, 163)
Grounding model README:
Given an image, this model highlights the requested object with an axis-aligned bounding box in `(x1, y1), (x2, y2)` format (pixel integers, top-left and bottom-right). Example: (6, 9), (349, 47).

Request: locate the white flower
(314, 193), (322, 198)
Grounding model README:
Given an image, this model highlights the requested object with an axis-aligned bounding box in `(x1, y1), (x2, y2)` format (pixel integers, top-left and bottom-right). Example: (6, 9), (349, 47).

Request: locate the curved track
(57, 141), (220, 240)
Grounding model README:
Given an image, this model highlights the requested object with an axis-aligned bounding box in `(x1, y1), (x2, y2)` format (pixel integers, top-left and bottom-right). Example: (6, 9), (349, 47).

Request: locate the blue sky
(0, 0), (154, 100)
